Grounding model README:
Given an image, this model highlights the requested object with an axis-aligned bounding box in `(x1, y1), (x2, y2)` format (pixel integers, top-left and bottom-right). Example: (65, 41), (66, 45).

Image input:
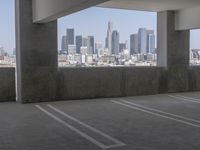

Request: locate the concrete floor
(1, 92), (200, 150)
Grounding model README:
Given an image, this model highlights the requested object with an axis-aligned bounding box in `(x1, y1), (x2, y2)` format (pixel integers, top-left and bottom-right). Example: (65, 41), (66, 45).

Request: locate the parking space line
(47, 104), (125, 148)
(120, 99), (200, 124)
(112, 100), (200, 128)
(35, 105), (125, 150)
(176, 94), (200, 102)
(167, 94), (200, 104)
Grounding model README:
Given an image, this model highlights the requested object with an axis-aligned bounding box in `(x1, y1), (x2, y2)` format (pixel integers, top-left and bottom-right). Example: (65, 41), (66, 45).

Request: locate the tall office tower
(147, 30), (155, 54)
(87, 36), (95, 54)
(82, 37), (88, 47)
(130, 34), (139, 55)
(13, 48), (16, 55)
(95, 43), (103, 54)
(0, 47), (4, 56)
(76, 36), (82, 54)
(111, 30), (119, 55)
(66, 28), (74, 45)
(66, 28), (74, 54)
(105, 21), (113, 55)
(119, 43), (126, 53)
(138, 28), (147, 54)
(147, 33), (155, 54)
(61, 35), (67, 51)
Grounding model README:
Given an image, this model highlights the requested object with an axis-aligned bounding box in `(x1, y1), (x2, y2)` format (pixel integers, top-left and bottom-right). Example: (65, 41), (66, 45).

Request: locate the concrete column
(157, 11), (190, 92)
(15, 0), (58, 103)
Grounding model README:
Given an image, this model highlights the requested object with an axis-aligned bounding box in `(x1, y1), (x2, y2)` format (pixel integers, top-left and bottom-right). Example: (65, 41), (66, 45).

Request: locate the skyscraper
(88, 36), (94, 54)
(76, 36), (82, 54)
(119, 43), (126, 53)
(66, 28), (74, 54)
(138, 28), (147, 54)
(111, 30), (119, 55)
(0, 47), (4, 56)
(130, 34), (139, 54)
(61, 35), (67, 51)
(105, 21), (113, 55)
(147, 30), (155, 54)
(95, 43), (103, 54)
(66, 28), (74, 45)
(82, 37), (88, 47)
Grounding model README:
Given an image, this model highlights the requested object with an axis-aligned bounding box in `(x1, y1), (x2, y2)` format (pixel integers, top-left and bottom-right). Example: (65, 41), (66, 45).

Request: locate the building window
(58, 7), (157, 67)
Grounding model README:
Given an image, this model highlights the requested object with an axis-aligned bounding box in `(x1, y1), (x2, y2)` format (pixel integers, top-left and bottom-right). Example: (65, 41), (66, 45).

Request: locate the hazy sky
(1, 0), (200, 54)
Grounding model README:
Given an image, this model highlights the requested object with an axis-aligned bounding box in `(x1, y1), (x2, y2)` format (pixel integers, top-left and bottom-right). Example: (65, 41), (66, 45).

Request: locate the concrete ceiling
(97, 0), (200, 12)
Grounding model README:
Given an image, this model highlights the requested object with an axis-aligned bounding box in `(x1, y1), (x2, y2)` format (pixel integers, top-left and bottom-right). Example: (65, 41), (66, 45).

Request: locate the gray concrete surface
(0, 92), (200, 150)
(0, 68), (15, 102)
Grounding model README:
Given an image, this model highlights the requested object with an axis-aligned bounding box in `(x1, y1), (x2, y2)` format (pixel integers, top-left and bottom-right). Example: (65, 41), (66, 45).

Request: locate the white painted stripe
(35, 105), (125, 149)
(47, 104), (125, 148)
(120, 99), (200, 124)
(176, 94), (200, 102)
(112, 100), (200, 128)
(167, 94), (200, 104)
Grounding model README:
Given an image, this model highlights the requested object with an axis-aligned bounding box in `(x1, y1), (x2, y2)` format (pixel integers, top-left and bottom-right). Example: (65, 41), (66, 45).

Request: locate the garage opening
(190, 29), (200, 66)
(57, 7), (157, 67)
(0, 0), (15, 67)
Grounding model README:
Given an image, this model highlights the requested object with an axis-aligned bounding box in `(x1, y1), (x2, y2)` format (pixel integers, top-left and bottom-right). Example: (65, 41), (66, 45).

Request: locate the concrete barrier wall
(189, 66), (200, 91)
(56, 66), (200, 101)
(0, 65), (199, 103)
(56, 67), (167, 100)
(0, 68), (16, 102)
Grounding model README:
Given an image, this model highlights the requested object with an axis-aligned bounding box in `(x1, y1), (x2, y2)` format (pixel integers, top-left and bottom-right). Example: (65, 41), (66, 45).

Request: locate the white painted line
(112, 100), (200, 128)
(176, 94), (200, 102)
(35, 105), (125, 149)
(47, 104), (125, 148)
(120, 99), (200, 124)
(167, 94), (200, 104)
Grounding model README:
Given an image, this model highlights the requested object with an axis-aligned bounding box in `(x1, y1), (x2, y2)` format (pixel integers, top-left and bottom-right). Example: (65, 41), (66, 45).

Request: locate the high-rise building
(147, 33), (155, 53)
(0, 47), (4, 56)
(105, 21), (113, 55)
(119, 43), (126, 53)
(138, 28), (147, 54)
(82, 37), (88, 47)
(13, 48), (16, 56)
(88, 36), (94, 54)
(95, 43), (103, 54)
(147, 30), (155, 54)
(61, 35), (67, 51)
(130, 34), (139, 54)
(76, 36), (82, 54)
(66, 28), (74, 54)
(66, 28), (74, 45)
(111, 30), (119, 55)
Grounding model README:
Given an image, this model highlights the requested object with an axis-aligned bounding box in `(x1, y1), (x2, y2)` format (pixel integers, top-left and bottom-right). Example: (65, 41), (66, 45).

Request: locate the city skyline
(1, 0), (200, 54)
(60, 22), (155, 54)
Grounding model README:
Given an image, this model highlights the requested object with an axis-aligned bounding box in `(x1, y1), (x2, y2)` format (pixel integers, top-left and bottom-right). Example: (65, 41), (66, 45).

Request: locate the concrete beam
(175, 6), (200, 30)
(32, 0), (110, 23)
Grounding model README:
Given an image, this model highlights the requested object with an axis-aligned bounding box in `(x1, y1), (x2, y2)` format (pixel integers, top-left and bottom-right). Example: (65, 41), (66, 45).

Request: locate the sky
(1, 0), (200, 54)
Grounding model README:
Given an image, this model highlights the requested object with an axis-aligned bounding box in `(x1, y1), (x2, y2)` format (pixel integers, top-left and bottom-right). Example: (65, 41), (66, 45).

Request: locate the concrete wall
(56, 67), (166, 100)
(55, 66), (200, 101)
(0, 68), (16, 102)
